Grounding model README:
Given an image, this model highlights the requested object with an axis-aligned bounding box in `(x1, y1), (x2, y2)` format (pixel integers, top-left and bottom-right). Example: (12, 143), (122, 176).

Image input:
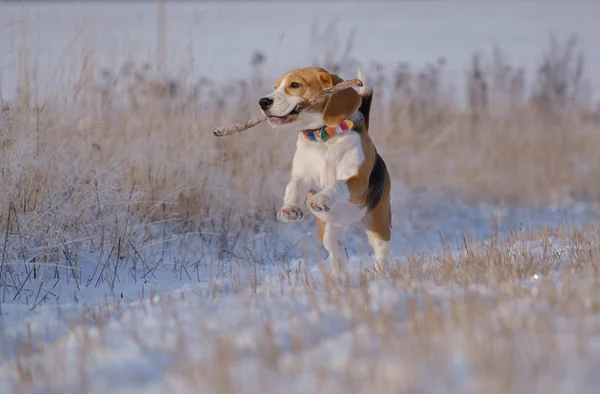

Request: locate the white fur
(277, 127), (368, 271)
(287, 129), (366, 225)
(323, 224), (345, 274)
(366, 231), (390, 273)
(357, 68), (369, 96)
(263, 76), (300, 117)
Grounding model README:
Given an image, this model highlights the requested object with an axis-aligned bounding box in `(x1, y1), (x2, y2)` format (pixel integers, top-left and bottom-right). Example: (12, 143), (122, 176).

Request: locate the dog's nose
(259, 97), (273, 110)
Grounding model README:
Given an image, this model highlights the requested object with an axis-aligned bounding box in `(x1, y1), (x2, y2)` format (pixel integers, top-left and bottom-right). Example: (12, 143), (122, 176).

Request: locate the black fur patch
(365, 152), (387, 211)
(358, 90), (373, 130)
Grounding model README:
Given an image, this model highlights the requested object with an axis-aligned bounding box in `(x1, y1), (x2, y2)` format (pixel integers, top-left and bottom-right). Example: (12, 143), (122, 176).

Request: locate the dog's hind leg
(318, 221), (345, 274)
(365, 228), (390, 274)
(362, 176), (392, 274)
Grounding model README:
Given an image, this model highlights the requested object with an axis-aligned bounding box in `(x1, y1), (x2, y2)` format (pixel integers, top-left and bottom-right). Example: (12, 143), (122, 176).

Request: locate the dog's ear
(319, 72), (361, 127)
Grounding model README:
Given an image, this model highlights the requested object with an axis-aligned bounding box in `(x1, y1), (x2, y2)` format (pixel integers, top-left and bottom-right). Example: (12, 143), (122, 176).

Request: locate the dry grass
(4, 224), (600, 393)
(1, 18), (599, 303)
(1, 32), (599, 225)
(0, 32), (598, 247)
(375, 35), (600, 205)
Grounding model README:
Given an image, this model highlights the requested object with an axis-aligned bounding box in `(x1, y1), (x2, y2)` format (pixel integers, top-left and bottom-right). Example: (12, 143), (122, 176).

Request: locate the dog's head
(259, 67), (361, 132)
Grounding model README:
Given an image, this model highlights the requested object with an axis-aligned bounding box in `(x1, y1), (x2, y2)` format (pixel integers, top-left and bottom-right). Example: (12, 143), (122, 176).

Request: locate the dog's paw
(306, 192), (332, 212)
(277, 206), (304, 223)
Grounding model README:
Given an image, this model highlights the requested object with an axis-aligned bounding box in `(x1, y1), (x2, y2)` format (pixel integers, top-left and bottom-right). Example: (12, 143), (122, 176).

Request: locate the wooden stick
(213, 78), (363, 137)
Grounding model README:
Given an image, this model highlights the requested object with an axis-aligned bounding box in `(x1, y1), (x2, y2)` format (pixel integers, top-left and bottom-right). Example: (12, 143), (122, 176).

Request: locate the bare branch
(213, 79), (363, 137)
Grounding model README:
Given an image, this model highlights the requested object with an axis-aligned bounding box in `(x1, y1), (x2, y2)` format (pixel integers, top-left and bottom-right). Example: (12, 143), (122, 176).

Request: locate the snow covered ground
(2, 1), (600, 393)
(1, 184), (599, 393)
(2, 232), (600, 393)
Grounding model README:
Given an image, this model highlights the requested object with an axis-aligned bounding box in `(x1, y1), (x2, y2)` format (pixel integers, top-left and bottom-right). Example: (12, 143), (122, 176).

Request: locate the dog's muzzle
(259, 97), (273, 111)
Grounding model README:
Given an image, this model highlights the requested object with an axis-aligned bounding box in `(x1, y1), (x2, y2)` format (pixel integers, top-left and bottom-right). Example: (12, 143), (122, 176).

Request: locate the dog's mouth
(266, 107), (300, 125)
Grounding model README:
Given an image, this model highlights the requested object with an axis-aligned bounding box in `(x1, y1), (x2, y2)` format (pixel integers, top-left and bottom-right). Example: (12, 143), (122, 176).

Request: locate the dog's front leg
(278, 177), (309, 223)
(306, 139), (361, 212)
(305, 180), (349, 212)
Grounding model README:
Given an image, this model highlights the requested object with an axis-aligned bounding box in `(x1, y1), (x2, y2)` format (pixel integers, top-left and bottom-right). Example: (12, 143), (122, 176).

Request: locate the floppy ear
(320, 72), (362, 127)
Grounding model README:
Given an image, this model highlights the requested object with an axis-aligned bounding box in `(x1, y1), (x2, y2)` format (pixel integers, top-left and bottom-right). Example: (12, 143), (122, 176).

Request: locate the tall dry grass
(1, 15), (600, 302)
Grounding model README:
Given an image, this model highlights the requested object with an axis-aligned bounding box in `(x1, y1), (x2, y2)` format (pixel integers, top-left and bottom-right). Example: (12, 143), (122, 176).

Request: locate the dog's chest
(293, 133), (357, 188)
(292, 143), (327, 187)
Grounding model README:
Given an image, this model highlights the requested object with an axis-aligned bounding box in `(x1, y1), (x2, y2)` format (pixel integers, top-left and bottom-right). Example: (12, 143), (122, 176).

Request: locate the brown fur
(321, 73), (362, 127)
(317, 218), (326, 243)
(275, 67), (361, 124)
(306, 190), (327, 242)
(345, 119), (377, 207)
(346, 114), (391, 242)
(362, 172), (392, 241)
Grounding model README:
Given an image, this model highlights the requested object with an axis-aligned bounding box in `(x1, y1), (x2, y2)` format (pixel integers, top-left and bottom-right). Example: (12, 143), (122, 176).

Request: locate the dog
(259, 67), (391, 274)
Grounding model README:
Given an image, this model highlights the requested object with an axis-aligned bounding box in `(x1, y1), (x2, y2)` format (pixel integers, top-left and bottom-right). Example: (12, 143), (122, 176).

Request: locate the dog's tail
(357, 68), (373, 131)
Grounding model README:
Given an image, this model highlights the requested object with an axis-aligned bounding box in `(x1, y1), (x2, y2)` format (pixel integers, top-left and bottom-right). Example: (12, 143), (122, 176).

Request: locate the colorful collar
(301, 119), (354, 142)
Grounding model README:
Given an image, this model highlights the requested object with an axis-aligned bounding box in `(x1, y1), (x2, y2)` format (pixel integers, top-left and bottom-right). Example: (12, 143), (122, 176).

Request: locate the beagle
(259, 67), (391, 274)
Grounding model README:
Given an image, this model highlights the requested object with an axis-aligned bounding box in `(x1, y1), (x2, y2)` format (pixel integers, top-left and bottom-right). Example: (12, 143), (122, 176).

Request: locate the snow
(1, 182), (599, 393)
(2, 250), (600, 393)
(2, 1), (600, 392)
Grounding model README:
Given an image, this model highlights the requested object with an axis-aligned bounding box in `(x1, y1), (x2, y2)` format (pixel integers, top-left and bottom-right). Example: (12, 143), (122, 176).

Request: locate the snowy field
(2, 1), (600, 393)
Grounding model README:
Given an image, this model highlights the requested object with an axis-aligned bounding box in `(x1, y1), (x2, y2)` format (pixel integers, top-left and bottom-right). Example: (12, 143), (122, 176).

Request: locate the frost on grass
(2, 226), (600, 394)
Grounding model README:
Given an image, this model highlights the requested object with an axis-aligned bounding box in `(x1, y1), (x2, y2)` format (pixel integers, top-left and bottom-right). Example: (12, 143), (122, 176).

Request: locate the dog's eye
(289, 82), (301, 89)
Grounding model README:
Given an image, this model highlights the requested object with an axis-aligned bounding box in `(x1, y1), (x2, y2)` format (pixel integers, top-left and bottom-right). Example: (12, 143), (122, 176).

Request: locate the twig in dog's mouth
(213, 79), (363, 137)
(267, 106), (299, 119)
(265, 106), (301, 125)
